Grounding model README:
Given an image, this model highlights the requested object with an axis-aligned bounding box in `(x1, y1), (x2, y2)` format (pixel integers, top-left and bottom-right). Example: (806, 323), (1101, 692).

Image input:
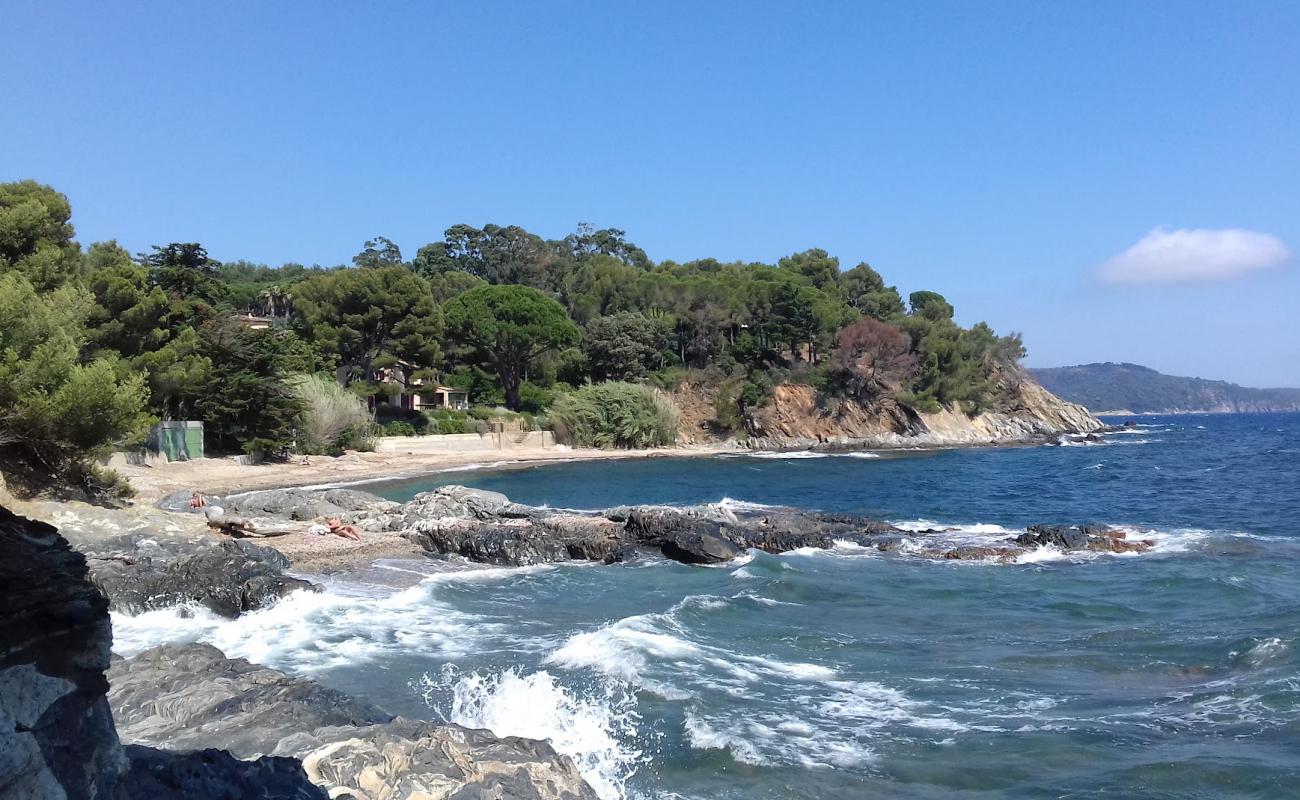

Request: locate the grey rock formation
(66, 531), (316, 618)
(109, 643), (599, 800)
(0, 504), (327, 800)
(1, 505), (125, 800)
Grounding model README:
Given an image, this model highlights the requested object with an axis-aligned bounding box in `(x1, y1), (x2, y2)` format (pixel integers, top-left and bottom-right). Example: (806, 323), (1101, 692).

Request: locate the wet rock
(1016, 524), (1091, 550)
(1017, 524), (1151, 554)
(660, 528), (743, 564)
(623, 508), (744, 564)
(940, 546), (1021, 561)
(404, 521), (571, 566)
(69, 533), (316, 618)
(109, 643), (599, 800)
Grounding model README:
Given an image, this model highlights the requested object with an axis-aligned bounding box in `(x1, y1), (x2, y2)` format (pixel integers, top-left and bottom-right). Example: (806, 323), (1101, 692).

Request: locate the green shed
(148, 421), (204, 461)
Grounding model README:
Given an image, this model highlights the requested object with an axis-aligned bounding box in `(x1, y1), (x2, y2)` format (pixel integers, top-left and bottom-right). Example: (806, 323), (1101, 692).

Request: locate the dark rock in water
(660, 528), (743, 564)
(1017, 524), (1091, 550)
(108, 643), (599, 800)
(1017, 523), (1152, 554)
(121, 747), (327, 800)
(404, 522), (571, 566)
(0, 504), (325, 800)
(623, 508), (743, 564)
(940, 546), (1021, 561)
(70, 533), (315, 618)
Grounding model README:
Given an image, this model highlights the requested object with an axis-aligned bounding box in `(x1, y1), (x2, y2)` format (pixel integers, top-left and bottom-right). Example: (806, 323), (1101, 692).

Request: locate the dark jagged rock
(121, 747), (327, 800)
(69, 532), (316, 618)
(0, 505), (325, 800)
(660, 527), (743, 564)
(109, 643), (599, 800)
(1, 505), (125, 800)
(1016, 523), (1151, 554)
(1017, 524), (1090, 550)
(405, 522), (572, 566)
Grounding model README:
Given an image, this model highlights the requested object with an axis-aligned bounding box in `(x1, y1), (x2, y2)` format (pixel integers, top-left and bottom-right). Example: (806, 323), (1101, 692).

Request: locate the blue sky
(4, 1), (1298, 385)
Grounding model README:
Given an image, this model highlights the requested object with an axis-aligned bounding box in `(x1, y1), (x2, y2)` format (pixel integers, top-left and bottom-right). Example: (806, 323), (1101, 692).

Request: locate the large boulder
(404, 521), (572, 566)
(210, 488), (399, 522)
(109, 643), (599, 800)
(0, 505), (125, 800)
(71, 533), (316, 618)
(0, 505), (327, 800)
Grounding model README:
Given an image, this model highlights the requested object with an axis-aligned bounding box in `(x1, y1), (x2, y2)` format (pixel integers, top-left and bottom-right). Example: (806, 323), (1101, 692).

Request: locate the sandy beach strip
(115, 443), (736, 504)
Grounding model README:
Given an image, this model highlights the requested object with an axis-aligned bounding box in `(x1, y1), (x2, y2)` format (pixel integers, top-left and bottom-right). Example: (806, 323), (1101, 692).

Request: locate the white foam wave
(109, 563), (554, 669)
(436, 459), (517, 473)
(714, 497), (781, 512)
(683, 713), (763, 764)
(748, 450), (829, 459)
(423, 666), (642, 800)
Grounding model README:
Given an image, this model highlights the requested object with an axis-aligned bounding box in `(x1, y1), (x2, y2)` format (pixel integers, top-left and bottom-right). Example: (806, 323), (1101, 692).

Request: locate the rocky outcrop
(1016, 524), (1154, 554)
(108, 643), (598, 800)
(67, 531), (315, 618)
(291, 485), (1152, 568)
(0, 504), (327, 800)
(674, 374), (1102, 449)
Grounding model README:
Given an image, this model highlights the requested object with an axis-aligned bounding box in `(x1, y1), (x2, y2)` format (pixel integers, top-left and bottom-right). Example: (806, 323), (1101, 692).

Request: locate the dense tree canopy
(443, 285), (579, 409)
(0, 178), (1034, 493)
(293, 267), (442, 386)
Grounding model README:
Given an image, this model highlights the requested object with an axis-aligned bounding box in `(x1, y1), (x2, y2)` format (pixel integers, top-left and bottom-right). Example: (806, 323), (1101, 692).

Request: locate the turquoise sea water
(114, 414), (1300, 799)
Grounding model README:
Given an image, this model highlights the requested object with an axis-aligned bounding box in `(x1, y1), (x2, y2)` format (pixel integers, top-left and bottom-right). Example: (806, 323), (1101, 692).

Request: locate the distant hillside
(1030, 363), (1300, 414)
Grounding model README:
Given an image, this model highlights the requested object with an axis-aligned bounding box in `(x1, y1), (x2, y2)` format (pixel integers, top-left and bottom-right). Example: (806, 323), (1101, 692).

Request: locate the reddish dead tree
(828, 317), (915, 398)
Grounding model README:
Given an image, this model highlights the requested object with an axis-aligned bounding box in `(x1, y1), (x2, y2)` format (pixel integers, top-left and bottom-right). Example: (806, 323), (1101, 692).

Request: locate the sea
(113, 413), (1300, 799)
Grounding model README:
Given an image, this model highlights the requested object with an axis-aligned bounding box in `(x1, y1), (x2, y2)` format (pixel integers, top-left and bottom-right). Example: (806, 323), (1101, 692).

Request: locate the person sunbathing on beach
(325, 516), (362, 541)
(189, 492), (208, 508)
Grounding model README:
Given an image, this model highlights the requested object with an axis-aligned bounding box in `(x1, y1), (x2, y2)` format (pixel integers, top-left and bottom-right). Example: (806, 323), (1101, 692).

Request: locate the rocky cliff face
(0, 504), (327, 800)
(675, 375), (1101, 449)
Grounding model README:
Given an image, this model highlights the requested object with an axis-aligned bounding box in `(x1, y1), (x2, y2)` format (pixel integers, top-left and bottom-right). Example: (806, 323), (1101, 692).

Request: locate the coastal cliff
(675, 375), (1101, 449)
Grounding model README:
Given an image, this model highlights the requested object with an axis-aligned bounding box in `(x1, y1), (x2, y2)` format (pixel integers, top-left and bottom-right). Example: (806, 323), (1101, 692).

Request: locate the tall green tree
(292, 267), (442, 385)
(353, 236), (403, 269)
(0, 180), (82, 290)
(583, 312), (672, 381)
(0, 271), (150, 493)
(443, 285), (579, 409)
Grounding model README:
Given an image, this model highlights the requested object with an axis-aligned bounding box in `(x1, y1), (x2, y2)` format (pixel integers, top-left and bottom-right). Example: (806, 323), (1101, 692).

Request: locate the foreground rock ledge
(0, 504), (327, 800)
(207, 485), (1154, 567)
(0, 504), (599, 800)
(108, 643), (598, 800)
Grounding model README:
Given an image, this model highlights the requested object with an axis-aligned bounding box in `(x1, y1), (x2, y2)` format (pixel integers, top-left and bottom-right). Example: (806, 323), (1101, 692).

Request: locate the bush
(550, 382), (678, 449)
(380, 421), (417, 437)
(289, 374), (376, 455)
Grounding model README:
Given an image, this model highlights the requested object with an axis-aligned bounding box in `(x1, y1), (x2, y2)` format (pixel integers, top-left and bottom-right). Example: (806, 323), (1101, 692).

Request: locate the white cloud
(1097, 227), (1290, 286)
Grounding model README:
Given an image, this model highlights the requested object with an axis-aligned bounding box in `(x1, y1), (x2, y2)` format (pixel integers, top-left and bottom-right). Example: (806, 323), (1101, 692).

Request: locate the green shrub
(289, 374), (376, 455)
(381, 420), (417, 437)
(550, 382), (678, 449)
(712, 379), (744, 432)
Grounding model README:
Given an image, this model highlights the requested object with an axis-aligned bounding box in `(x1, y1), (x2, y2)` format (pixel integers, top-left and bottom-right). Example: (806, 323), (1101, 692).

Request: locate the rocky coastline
(198, 484), (1154, 569)
(4, 455), (1148, 799)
